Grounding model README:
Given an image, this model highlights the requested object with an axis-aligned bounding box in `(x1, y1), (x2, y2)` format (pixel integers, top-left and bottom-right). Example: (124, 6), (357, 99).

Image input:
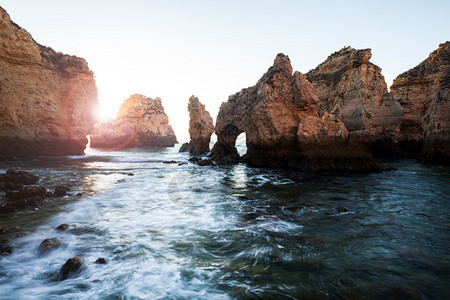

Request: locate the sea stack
(179, 96), (215, 154)
(391, 42), (450, 163)
(0, 6), (99, 158)
(210, 54), (381, 172)
(306, 47), (403, 156)
(90, 94), (177, 149)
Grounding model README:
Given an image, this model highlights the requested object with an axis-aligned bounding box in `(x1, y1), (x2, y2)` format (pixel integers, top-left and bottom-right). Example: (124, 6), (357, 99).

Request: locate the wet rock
(197, 158), (215, 166)
(55, 224), (77, 232)
(0, 7), (99, 158)
(178, 162), (188, 166)
(38, 237), (61, 255)
(90, 94), (177, 149)
(127, 173), (134, 176)
(0, 169), (39, 185)
(95, 258), (107, 264)
(163, 160), (177, 164)
(179, 142), (190, 152)
(0, 246), (15, 256)
(76, 192), (83, 197)
(0, 247), (16, 256)
(53, 186), (67, 197)
(5, 196), (44, 210)
(188, 157), (202, 163)
(6, 186), (46, 201)
(0, 181), (24, 191)
(181, 96), (215, 154)
(57, 256), (85, 281)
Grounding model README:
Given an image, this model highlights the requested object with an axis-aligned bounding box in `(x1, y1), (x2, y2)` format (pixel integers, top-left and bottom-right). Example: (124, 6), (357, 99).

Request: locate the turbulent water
(0, 143), (449, 299)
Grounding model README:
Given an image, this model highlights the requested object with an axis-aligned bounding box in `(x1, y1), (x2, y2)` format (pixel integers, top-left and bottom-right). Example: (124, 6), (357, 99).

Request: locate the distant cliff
(0, 6), (99, 158)
(90, 94), (177, 149)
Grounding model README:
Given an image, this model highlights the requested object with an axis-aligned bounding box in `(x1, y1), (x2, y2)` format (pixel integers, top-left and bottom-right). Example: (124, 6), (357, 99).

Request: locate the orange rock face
(306, 47), (403, 155)
(0, 7), (99, 158)
(210, 54), (381, 172)
(391, 42), (450, 163)
(180, 96), (215, 154)
(90, 94), (177, 149)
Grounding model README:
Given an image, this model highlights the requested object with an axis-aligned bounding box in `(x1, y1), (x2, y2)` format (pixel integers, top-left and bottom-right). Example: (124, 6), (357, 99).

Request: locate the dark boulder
(179, 142), (190, 152)
(38, 237), (61, 255)
(6, 186), (46, 201)
(0, 169), (39, 185)
(56, 224), (75, 232)
(1, 246), (15, 256)
(57, 256), (85, 281)
(197, 158), (215, 166)
(53, 186), (67, 197)
(95, 258), (107, 264)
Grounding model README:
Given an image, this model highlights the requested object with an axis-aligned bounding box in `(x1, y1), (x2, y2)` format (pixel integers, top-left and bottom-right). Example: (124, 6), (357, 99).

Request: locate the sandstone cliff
(90, 94), (177, 149)
(179, 96), (214, 154)
(0, 6), (99, 158)
(210, 54), (381, 172)
(306, 47), (403, 155)
(391, 42), (450, 163)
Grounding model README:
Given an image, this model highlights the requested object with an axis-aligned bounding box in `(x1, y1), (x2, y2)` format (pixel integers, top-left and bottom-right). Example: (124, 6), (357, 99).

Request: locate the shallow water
(0, 145), (449, 299)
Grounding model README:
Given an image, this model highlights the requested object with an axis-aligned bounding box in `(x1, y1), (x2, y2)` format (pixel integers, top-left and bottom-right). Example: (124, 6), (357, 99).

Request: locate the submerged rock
(38, 237), (61, 255)
(95, 258), (107, 264)
(55, 224), (77, 232)
(0, 169), (39, 185)
(210, 53), (381, 172)
(57, 256), (85, 281)
(391, 42), (450, 163)
(90, 94), (177, 149)
(0, 246), (15, 256)
(179, 96), (215, 154)
(6, 186), (46, 201)
(53, 186), (67, 197)
(0, 7), (99, 158)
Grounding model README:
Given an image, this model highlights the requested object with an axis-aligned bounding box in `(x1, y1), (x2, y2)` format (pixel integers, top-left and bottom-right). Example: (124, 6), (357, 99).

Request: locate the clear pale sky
(2, 0), (449, 142)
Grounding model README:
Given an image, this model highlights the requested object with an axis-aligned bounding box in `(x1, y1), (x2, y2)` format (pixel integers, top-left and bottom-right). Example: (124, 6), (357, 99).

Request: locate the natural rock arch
(209, 54), (380, 172)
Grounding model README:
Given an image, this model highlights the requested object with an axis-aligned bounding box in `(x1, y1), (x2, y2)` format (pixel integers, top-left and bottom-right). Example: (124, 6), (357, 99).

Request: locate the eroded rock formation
(210, 54), (381, 172)
(391, 42), (450, 163)
(179, 96), (214, 154)
(90, 94), (177, 149)
(0, 6), (99, 158)
(306, 47), (403, 155)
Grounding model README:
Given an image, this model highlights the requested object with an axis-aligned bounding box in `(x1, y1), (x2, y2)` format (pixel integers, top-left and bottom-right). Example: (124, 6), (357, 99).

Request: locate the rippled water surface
(0, 145), (449, 299)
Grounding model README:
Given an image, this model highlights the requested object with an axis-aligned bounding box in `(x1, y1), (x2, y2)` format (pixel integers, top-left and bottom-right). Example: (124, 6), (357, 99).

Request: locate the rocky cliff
(210, 54), (381, 172)
(306, 47), (403, 155)
(0, 6), (99, 158)
(90, 94), (177, 149)
(179, 96), (214, 154)
(391, 42), (450, 163)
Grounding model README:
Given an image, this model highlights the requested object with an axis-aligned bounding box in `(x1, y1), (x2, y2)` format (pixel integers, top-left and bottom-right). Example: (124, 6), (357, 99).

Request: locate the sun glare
(95, 100), (119, 122)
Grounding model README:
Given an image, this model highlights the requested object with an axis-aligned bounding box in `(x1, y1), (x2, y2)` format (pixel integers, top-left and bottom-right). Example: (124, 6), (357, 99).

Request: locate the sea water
(0, 143), (449, 299)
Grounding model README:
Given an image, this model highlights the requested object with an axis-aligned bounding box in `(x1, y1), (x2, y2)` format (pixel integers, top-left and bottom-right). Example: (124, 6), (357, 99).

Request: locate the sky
(2, 0), (449, 142)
